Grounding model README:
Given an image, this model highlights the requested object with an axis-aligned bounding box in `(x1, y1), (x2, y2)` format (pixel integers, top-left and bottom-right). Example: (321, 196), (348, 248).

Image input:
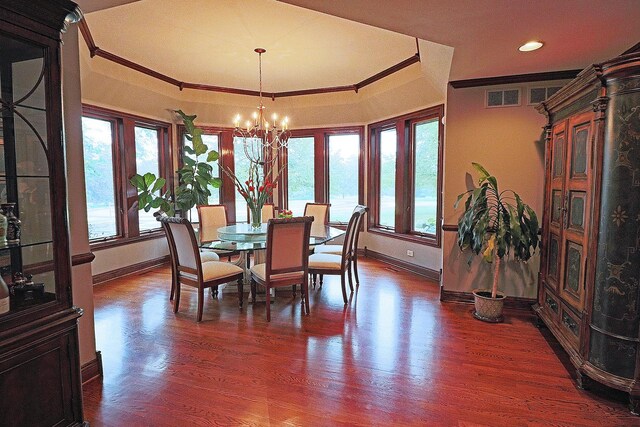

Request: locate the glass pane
(234, 137), (255, 223)
(551, 190), (562, 224)
(185, 134), (220, 222)
(565, 243), (582, 293)
(328, 134), (359, 223)
(552, 135), (564, 178)
(412, 119), (439, 234)
(135, 126), (160, 232)
(569, 191), (585, 229)
(82, 117), (117, 239)
(286, 137), (315, 216)
(378, 128), (396, 228)
(548, 235), (559, 280)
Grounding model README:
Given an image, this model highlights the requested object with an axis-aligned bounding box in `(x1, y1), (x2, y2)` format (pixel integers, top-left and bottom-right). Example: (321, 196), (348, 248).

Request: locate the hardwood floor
(83, 258), (640, 426)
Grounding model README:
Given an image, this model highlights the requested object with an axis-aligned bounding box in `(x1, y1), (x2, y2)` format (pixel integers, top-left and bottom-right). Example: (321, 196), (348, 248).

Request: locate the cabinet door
(559, 111), (594, 312)
(543, 121), (567, 291)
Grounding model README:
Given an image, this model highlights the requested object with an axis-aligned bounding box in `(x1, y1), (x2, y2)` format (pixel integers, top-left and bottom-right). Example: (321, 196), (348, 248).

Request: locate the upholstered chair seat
(312, 245), (341, 255)
(308, 253), (342, 270)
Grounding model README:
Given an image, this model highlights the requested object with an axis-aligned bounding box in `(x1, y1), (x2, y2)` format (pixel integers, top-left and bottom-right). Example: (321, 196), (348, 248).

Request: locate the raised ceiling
(82, 0), (418, 93)
(79, 0), (640, 92)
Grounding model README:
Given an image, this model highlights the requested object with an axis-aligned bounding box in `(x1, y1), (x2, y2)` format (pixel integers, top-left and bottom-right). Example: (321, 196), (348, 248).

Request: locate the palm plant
(454, 163), (539, 299)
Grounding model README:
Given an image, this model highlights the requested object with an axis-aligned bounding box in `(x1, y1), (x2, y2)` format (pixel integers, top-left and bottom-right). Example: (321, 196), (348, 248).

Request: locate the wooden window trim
(83, 104), (172, 246)
(367, 105), (444, 248)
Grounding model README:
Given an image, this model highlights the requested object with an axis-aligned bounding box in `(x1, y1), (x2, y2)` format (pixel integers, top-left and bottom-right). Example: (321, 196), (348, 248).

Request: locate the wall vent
(529, 86), (562, 105)
(485, 88), (521, 108)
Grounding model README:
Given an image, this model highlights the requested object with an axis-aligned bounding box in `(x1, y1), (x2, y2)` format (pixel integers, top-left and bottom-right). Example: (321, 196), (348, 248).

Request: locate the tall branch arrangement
(454, 163), (539, 298)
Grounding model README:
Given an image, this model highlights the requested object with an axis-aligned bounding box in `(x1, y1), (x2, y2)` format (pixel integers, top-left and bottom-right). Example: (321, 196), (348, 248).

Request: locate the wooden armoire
(535, 48), (640, 412)
(0, 1), (86, 426)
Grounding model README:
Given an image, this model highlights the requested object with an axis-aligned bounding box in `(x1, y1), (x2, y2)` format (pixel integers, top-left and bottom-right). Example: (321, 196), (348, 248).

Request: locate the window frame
(279, 126), (365, 226)
(83, 104), (172, 249)
(367, 105), (444, 247)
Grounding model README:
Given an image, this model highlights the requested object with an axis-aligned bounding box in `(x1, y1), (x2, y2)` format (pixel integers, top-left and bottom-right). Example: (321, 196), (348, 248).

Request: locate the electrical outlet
(407, 250), (414, 257)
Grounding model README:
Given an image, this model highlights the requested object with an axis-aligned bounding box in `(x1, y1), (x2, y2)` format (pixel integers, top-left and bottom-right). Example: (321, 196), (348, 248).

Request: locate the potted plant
(454, 163), (539, 322)
(131, 110), (221, 217)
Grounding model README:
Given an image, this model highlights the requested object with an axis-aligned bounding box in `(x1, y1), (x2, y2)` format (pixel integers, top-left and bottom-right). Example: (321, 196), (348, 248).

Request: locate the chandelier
(233, 48), (290, 166)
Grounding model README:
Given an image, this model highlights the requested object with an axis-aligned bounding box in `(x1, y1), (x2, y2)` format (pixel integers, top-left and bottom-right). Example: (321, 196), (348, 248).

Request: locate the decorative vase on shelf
(249, 203), (263, 230)
(1, 203), (20, 245)
(0, 208), (7, 247)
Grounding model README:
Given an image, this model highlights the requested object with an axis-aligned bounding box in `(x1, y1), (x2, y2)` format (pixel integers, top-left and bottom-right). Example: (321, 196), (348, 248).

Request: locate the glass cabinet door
(0, 30), (57, 316)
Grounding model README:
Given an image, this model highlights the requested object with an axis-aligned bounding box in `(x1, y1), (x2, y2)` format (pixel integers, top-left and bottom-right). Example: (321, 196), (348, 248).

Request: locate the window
(286, 136), (315, 216)
(233, 137), (253, 223)
(368, 105), (444, 246)
(82, 117), (117, 239)
(280, 127), (364, 225)
(327, 134), (360, 223)
(82, 105), (171, 245)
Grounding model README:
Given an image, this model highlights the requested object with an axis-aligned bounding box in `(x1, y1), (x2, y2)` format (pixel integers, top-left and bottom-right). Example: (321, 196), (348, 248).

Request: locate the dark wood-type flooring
(83, 258), (640, 426)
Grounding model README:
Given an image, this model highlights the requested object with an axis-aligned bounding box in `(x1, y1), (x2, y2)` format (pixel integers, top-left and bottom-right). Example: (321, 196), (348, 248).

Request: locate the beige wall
(62, 26), (97, 365)
(441, 81), (567, 298)
(79, 39), (451, 277)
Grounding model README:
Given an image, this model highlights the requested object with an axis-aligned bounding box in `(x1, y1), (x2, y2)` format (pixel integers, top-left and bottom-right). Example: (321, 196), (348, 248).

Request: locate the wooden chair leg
(237, 278), (243, 308)
(319, 274), (324, 288)
(312, 274), (317, 288)
(170, 271), (175, 301)
(340, 274), (348, 304)
(292, 284), (297, 297)
(212, 285), (219, 298)
(353, 255), (360, 286)
(347, 262), (354, 292)
(251, 278), (257, 303)
(266, 283), (271, 322)
(303, 279), (310, 315)
(197, 287), (204, 322)
(173, 283), (181, 313)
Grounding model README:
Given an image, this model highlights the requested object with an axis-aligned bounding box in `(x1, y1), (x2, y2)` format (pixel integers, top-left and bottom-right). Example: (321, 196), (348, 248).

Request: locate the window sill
(90, 230), (165, 251)
(367, 226), (440, 248)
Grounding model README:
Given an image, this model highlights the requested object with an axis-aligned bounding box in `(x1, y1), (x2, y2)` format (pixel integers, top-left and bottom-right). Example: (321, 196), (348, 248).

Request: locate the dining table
(199, 222), (345, 300)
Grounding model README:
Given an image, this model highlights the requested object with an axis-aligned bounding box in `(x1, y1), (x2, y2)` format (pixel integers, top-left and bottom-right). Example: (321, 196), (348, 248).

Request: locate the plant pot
(472, 289), (506, 323)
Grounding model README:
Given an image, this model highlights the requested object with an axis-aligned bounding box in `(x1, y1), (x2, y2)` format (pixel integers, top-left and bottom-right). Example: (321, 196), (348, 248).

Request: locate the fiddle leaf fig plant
(131, 109), (221, 218)
(454, 163), (540, 299)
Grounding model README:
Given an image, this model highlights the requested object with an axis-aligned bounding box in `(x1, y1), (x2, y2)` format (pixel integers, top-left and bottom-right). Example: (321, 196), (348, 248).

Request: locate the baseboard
(81, 351), (103, 384)
(363, 248), (440, 281)
(93, 255), (170, 285)
(440, 288), (537, 311)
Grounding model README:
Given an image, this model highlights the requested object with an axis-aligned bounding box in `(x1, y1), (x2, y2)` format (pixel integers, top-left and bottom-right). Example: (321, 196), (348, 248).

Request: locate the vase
(249, 204), (262, 230)
(1, 203), (20, 245)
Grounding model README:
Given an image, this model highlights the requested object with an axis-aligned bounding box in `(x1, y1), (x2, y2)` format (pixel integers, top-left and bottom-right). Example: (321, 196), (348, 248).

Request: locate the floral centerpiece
(278, 209), (293, 219)
(223, 161), (281, 229)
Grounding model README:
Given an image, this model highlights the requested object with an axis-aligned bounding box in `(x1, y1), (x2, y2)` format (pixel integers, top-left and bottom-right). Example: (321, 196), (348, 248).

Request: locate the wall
(62, 26), (98, 365)
(79, 38), (452, 278)
(441, 81), (568, 298)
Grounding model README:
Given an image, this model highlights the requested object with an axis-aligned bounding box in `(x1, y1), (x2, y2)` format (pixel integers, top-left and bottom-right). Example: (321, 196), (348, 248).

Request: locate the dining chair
(161, 218), (221, 301)
(308, 206), (365, 304)
(313, 205), (368, 286)
(246, 203), (276, 223)
(249, 216), (314, 322)
(303, 202), (330, 226)
(197, 204), (240, 261)
(161, 217), (244, 322)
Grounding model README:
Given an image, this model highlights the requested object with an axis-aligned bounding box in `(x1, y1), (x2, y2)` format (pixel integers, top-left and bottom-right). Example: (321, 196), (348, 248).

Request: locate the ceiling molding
(79, 19), (420, 99)
(449, 69), (582, 89)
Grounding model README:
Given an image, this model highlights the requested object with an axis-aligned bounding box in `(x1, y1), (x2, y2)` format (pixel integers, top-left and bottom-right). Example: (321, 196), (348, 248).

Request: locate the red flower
(245, 180), (249, 185)
(248, 185), (255, 192)
(259, 185), (264, 192)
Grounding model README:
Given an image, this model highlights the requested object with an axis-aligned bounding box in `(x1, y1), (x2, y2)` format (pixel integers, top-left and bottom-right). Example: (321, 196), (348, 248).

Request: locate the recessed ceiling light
(519, 41), (544, 52)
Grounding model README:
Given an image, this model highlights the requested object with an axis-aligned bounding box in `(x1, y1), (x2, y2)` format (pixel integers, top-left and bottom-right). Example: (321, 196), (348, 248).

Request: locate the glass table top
(200, 223), (345, 252)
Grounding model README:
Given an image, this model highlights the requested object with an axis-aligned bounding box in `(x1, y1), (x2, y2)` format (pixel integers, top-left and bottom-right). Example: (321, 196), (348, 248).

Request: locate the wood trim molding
(622, 41), (640, 55)
(93, 255), (170, 285)
(363, 247), (440, 281)
(440, 288), (537, 311)
(81, 351), (103, 384)
(449, 69), (581, 89)
(78, 20), (420, 99)
(71, 252), (95, 266)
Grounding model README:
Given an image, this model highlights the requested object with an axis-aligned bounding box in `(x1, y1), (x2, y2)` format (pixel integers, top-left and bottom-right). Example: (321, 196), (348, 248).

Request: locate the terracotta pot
(472, 289), (506, 323)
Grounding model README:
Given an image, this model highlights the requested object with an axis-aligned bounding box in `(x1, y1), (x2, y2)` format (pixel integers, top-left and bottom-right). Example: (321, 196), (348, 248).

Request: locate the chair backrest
(197, 204), (229, 244)
(340, 210), (361, 266)
(247, 203), (276, 223)
(265, 216), (314, 278)
(304, 203), (330, 227)
(161, 217), (202, 276)
(351, 205), (369, 253)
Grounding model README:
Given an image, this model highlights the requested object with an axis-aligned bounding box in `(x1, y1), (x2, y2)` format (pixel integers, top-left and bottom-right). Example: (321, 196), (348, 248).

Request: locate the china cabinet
(0, 1), (86, 425)
(535, 49), (640, 412)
